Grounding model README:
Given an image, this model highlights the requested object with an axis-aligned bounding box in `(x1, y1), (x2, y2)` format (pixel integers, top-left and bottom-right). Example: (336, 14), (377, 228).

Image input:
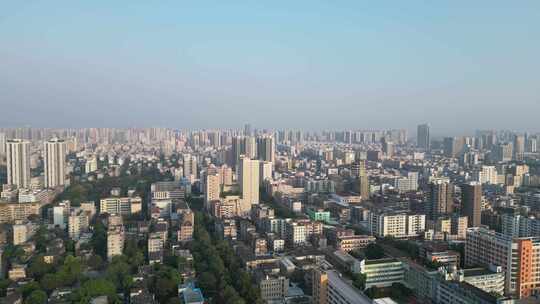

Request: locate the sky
(1, 1), (539, 135)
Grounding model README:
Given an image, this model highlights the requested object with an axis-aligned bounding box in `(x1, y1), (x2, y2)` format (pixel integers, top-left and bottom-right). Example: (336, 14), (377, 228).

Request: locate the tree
(91, 221), (107, 258)
(25, 290), (47, 304)
(222, 285), (246, 304)
(87, 254), (104, 270)
(40, 274), (60, 293)
(365, 286), (382, 299)
(106, 256), (132, 292)
(353, 273), (367, 290)
(56, 255), (83, 286)
(365, 243), (385, 259)
(197, 272), (217, 296)
(28, 256), (53, 280)
(81, 279), (116, 298)
(0, 279), (12, 297)
(21, 281), (41, 299)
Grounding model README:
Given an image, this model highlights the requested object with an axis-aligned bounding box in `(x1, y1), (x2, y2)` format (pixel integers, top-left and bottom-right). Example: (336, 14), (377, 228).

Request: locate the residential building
(461, 182), (482, 227)
(239, 156), (259, 213)
(107, 225), (125, 261)
(43, 137), (67, 188)
(99, 196), (142, 216)
(6, 139), (31, 189)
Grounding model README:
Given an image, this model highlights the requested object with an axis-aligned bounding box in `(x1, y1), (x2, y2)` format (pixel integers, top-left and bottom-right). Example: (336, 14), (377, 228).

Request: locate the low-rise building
(360, 258), (405, 289)
(336, 235), (375, 252)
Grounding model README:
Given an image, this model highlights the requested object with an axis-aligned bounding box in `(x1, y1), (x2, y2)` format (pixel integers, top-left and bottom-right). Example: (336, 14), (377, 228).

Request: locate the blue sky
(1, 1), (539, 135)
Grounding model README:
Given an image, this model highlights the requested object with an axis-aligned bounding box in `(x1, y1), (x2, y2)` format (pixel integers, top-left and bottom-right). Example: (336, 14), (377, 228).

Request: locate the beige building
(12, 221), (35, 245)
(239, 156), (259, 214)
(337, 235), (376, 252)
(259, 161), (273, 185)
(107, 225), (125, 261)
(68, 209), (89, 239)
(204, 172), (221, 209)
(100, 196), (142, 215)
(0, 201), (41, 224)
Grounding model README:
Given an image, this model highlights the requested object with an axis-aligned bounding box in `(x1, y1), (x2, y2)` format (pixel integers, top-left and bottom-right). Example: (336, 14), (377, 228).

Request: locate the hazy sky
(1, 1), (539, 135)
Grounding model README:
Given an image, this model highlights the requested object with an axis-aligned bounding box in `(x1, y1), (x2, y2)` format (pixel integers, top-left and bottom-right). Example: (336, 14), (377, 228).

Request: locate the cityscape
(2, 2), (540, 304)
(1, 126), (540, 304)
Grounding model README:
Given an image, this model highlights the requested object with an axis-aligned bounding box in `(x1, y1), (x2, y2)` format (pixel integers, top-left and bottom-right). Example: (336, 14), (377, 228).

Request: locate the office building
(360, 258), (405, 289)
(6, 139), (31, 189)
(43, 138), (67, 188)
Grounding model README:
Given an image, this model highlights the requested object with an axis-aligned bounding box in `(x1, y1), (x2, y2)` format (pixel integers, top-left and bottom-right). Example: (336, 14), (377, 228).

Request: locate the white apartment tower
(6, 139), (31, 189)
(44, 138), (67, 188)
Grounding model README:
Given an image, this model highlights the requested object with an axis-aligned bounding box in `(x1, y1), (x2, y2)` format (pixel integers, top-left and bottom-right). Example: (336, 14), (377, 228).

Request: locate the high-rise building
(52, 200), (70, 229)
(68, 209), (89, 239)
(44, 138), (67, 188)
(244, 136), (257, 159)
(493, 143), (513, 162)
(85, 155), (98, 173)
(514, 134), (525, 160)
(417, 124), (430, 150)
(461, 182), (482, 227)
(107, 225), (125, 261)
(426, 180), (454, 220)
(6, 139), (31, 189)
(381, 137), (394, 158)
(257, 135), (275, 163)
(259, 161), (273, 185)
(239, 156), (259, 213)
(356, 161), (369, 201)
(182, 154), (197, 180)
(0, 132), (6, 156)
(443, 137), (464, 158)
(231, 136), (246, 168)
(244, 123), (252, 136)
(204, 172), (221, 209)
(527, 137), (537, 153)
